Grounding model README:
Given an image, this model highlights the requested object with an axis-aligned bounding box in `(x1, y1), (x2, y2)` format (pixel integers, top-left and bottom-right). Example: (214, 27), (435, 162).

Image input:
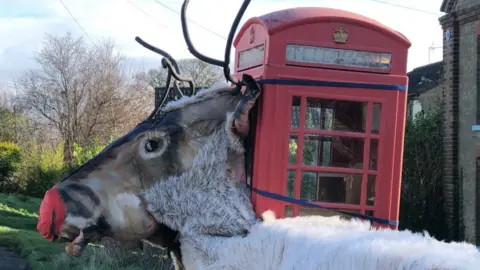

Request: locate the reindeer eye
(144, 140), (160, 152)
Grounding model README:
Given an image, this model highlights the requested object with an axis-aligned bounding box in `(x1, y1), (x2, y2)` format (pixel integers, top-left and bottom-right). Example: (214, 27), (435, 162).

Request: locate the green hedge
(399, 99), (447, 240)
(1, 139), (106, 198)
(0, 141), (22, 187)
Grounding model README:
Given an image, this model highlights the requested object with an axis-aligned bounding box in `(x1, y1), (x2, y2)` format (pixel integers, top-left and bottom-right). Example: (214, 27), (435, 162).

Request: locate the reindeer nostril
(145, 140), (159, 152)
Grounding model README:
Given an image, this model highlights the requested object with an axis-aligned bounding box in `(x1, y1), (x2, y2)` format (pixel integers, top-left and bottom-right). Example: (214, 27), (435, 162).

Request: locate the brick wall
(440, 3), (480, 244)
(477, 32), (480, 245)
(458, 20), (478, 243)
(440, 12), (460, 241)
(456, 0), (480, 11)
(477, 157), (480, 244)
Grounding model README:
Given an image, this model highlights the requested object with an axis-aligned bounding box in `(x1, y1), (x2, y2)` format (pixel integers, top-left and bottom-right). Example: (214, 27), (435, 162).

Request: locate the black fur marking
(96, 216), (111, 234)
(50, 209), (57, 240)
(165, 128), (185, 176)
(82, 226), (98, 235)
(82, 226), (99, 240)
(159, 109), (181, 127)
(67, 183), (101, 205)
(58, 188), (93, 218)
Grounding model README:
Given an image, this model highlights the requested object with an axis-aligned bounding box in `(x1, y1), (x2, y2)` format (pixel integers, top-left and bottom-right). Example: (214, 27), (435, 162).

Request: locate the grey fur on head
(140, 111), (257, 237)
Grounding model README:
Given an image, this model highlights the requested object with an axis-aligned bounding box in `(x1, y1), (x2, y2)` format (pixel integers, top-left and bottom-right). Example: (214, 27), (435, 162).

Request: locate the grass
(0, 193), (172, 270)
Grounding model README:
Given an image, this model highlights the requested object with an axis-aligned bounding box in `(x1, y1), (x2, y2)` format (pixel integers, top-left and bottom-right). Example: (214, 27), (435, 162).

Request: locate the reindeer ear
(179, 90), (241, 127)
(242, 74), (261, 97)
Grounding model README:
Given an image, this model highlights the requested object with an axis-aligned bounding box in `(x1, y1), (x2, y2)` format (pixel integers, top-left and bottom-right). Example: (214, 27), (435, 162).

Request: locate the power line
(151, 0), (441, 41)
(126, 0), (171, 31)
(371, 0), (443, 16)
(152, 0), (226, 40)
(127, 0), (151, 18)
(58, 0), (96, 44)
(59, 0), (442, 52)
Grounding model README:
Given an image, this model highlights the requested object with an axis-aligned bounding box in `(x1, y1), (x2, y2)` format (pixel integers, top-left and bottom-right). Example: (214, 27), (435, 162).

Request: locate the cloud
(0, 0), (57, 18)
(0, 0), (444, 89)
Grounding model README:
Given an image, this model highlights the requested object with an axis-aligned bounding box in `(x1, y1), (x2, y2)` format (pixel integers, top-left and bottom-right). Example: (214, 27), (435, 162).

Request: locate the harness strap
(246, 184), (399, 227)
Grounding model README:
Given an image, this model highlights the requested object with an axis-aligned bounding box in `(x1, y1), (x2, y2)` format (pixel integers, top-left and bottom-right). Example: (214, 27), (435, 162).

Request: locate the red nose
(37, 186), (66, 241)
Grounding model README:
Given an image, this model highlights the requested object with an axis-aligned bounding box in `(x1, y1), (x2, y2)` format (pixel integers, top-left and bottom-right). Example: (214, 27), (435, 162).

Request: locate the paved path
(0, 247), (32, 270)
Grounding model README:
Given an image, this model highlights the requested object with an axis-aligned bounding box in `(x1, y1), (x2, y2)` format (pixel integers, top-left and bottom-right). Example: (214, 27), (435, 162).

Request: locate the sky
(0, 0), (445, 90)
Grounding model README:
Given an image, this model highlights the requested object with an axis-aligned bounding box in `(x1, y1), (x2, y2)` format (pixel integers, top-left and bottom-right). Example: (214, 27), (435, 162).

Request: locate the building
(439, 0), (480, 244)
(406, 61), (443, 119)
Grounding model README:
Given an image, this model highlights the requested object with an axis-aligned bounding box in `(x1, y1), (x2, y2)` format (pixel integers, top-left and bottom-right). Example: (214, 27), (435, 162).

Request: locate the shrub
(0, 141), (22, 190)
(400, 99), (446, 240)
(72, 137), (106, 167)
(11, 141), (65, 197)
(8, 138), (108, 198)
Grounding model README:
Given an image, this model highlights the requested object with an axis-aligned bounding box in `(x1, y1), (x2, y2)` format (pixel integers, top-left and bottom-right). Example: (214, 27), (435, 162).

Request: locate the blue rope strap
(246, 184), (399, 227)
(256, 78), (407, 91)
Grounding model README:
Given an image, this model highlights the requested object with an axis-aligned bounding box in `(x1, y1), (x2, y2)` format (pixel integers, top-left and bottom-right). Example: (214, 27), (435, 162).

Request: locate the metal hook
(135, 36), (197, 118)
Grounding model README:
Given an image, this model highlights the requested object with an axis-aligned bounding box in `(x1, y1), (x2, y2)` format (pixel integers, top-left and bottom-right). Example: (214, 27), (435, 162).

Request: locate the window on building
(412, 100), (422, 118)
(407, 99), (422, 119)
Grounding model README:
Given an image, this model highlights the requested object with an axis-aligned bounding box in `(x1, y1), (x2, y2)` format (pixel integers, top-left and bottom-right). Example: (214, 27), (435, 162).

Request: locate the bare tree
(14, 32), (152, 165)
(177, 59), (224, 87)
(0, 87), (9, 108)
(141, 58), (224, 89)
(144, 68), (169, 89)
(0, 107), (28, 143)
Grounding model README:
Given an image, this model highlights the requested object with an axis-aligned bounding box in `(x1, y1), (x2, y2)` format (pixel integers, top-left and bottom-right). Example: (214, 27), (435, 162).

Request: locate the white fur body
(180, 214), (480, 270)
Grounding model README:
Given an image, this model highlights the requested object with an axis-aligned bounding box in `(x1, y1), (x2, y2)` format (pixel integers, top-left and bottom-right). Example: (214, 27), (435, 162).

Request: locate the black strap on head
(232, 74), (262, 121)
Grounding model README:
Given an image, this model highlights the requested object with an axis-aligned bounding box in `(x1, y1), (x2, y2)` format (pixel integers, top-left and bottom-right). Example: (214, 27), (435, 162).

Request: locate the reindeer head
(37, 0), (255, 258)
(37, 80), (260, 253)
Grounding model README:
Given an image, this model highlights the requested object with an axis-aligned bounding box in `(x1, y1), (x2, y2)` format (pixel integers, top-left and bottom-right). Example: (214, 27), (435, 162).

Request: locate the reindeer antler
(180, 0), (252, 86)
(135, 36), (181, 74)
